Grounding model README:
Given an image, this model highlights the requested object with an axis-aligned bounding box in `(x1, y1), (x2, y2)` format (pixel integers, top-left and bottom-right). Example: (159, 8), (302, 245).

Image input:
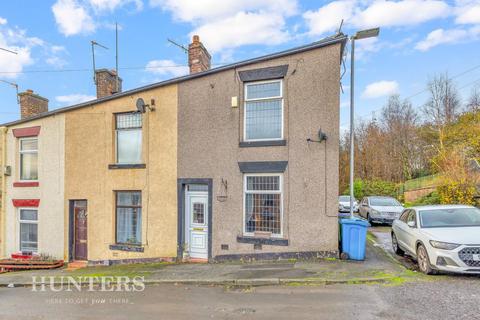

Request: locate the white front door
(185, 191), (208, 259)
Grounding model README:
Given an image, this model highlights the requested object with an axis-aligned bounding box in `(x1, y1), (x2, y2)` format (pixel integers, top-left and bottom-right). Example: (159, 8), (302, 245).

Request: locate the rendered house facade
(0, 34), (347, 264)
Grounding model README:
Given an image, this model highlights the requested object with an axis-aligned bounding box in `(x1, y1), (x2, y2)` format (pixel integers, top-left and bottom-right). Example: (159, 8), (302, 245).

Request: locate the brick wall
(188, 35), (211, 74)
(18, 90), (48, 119)
(95, 69), (123, 99)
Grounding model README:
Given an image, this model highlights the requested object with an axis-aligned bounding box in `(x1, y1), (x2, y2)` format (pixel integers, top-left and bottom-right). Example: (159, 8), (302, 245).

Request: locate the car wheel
(416, 244), (437, 275)
(367, 213), (375, 226)
(391, 233), (404, 256)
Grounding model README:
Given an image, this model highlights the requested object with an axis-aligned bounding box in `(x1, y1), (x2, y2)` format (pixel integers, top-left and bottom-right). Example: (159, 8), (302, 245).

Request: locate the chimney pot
(18, 90), (49, 119)
(188, 35), (211, 74)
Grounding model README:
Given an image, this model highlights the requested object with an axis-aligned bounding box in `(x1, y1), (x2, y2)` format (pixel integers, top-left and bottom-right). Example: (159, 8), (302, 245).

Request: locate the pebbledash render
(0, 34), (347, 264)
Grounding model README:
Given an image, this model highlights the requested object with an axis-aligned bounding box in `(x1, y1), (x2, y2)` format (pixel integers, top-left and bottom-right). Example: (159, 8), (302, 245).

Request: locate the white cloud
(455, 0), (480, 24)
(56, 94), (96, 105)
(0, 18), (67, 78)
(0, 17), (7, 25)
(415, 26), (480, 51)
(0, 25), (39, 79)
(150, 0), (297, 22)
(362, 80), (399, 98)
(145, 59), (189, 78)
(415, 28), (466, 51)
(352, 0), (449, 29)
(88, 0), (143, 12)
(152, 0), (296, 52)
(303, 1), (355, 36)
(52, 0), (96, 36)
(304, 0), (450, 36)
(191, 12), (289, 53)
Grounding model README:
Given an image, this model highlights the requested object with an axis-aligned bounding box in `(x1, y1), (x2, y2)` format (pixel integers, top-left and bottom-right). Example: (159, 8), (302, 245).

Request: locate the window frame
(114, 112), (143, 165)
(242, 173), (284, 238)
(19, 137), (38, 182)
(114, 190), (142, 246)
(18, 207), (38, 253)
(243, 79), (284, 142)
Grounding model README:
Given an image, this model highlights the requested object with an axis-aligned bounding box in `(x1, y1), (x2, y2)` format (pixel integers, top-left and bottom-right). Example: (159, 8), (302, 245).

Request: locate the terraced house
(0, 33), (347, 264)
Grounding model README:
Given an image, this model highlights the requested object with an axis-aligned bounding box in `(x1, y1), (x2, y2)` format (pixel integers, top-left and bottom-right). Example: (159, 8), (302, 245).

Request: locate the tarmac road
(1, 279), (479, 320)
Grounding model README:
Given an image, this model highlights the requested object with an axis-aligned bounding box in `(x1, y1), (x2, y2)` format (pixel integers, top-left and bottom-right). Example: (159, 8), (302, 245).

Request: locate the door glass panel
(192, 202), (205, 224)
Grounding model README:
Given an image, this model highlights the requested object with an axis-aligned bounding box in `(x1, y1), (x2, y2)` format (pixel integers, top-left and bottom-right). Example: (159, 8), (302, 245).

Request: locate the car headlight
(370, 209), (380, 216)
(429, 240), (460, 250)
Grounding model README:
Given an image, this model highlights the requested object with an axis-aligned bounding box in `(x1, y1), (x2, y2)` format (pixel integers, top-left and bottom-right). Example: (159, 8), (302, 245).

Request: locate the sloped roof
(2, 34), (348, 127)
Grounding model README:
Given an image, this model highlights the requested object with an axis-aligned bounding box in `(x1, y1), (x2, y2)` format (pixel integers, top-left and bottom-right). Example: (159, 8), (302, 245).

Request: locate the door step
(184, 258), (208, 263)
(66, 260), (88, 270)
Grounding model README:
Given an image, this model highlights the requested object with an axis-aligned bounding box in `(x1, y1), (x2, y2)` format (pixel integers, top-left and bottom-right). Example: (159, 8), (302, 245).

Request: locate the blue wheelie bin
(339, 218), (370, 260)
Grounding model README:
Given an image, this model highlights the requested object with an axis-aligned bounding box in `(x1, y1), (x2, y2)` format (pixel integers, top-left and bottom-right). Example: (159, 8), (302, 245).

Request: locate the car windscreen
(419, 208), (480, 228)
(339, 196), (353, 202)
(369, 198), (400, 206)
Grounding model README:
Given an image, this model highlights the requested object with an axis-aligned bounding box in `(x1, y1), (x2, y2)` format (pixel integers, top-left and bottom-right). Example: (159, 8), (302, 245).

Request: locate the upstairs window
(19, 138), (38, 181)
(116, 112), (142, 164)
(244, 80), (283, 141)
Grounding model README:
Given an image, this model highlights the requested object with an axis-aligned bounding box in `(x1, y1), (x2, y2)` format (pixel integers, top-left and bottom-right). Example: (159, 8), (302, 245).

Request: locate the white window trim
(17, 207), (38, 253)
(114, 112), (143, 165)
(242, 173), (283, 238)
(243, 79), (284, 142)
(18, 137), (38, 182)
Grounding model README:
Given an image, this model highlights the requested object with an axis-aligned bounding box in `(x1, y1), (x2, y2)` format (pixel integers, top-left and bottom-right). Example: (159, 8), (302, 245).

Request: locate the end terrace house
(0, 33), (347, 264)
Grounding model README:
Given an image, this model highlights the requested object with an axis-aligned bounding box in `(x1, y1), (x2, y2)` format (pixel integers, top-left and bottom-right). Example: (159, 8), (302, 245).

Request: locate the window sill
(109, 244), (144, 252)
(239, 140), (287, 148)
(13, 181), (39, 187)
(108, 163), (146, 169)
(236, 236), (289, 246)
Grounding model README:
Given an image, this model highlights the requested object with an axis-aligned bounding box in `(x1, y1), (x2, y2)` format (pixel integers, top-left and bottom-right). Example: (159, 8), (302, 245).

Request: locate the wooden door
(74, 200), (88, 260)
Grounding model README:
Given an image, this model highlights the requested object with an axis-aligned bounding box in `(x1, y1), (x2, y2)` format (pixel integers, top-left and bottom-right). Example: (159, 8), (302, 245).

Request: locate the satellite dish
(136, 98), (146, 113)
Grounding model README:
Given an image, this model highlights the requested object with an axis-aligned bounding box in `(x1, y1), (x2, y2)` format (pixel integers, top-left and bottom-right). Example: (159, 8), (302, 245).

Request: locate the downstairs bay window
(244, 174), (283, 236)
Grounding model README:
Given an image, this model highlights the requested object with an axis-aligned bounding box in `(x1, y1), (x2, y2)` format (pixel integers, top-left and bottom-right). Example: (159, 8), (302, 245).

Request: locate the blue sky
(0, 0), (479, 127)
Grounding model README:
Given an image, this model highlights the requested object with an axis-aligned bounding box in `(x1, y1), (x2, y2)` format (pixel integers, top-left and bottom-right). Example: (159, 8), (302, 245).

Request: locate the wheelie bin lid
(339, 217), (370, 227)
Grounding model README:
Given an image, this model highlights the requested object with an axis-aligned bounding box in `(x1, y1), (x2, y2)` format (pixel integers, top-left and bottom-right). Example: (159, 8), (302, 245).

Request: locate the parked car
(339, 195), (359, 213)
(391, 205), (480, 274)
(358, 196), (404, 225)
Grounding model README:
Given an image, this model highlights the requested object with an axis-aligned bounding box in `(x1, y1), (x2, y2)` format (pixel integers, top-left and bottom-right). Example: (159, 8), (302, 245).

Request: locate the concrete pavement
(0, 239), (408, 287)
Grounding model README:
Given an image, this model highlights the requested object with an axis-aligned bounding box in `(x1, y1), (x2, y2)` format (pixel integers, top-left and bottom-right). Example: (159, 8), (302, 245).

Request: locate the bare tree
(466, 85), (480, 112)
(424, 73), (461, 126)
(423, 73), (461, 150)
(381, 95), (419, 181)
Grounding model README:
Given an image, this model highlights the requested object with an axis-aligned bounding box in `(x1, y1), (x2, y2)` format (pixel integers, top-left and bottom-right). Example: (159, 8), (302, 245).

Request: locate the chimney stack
(18, 89), (49, 119)
(188, 35), (211, 74)
(95, 69), (122, 99)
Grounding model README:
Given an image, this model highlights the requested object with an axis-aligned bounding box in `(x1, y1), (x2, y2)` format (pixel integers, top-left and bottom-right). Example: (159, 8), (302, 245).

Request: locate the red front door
(73, 200), (88, 260)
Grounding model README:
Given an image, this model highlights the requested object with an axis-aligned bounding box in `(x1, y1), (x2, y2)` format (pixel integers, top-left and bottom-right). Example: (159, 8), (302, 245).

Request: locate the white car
(339, 195), (359, 213)
(391, 205), (480, 274)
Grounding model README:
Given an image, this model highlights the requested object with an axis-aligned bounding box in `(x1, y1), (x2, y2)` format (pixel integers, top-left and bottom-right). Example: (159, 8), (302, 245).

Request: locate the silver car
(359, 196), (404, 225)
(339, 195), (359, 213)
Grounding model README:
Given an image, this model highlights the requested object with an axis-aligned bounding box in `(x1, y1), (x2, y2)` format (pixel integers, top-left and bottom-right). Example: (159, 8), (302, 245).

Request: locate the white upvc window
(244, 80), (283, 141)
(19, 137), (38, 181)
(115, 112), (142, 164)
(18, 208), (38, 253)
(243, 174), (283, 237)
